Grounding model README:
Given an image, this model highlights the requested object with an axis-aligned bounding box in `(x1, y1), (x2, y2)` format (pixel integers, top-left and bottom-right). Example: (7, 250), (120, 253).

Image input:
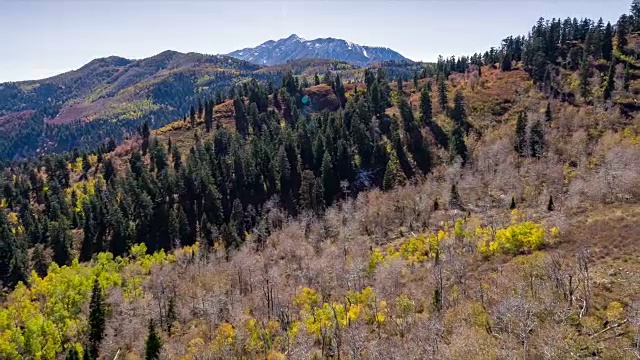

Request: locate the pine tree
(437, 77), (448, 113)
(334, 74), (347, 107)
(65, 347), (80, 360)
(514, 111), (528, 156)
(449, 184), (462, 210)
(0, 210), (28, 288)
(529, 120), (544, 158)
(89, 278), (106, 359)
(189, 105), (196, 128)
(579, 56), (591, 101)
(544, 102), (552, 122)
(383, 151), (405, 191)
(451, 90), (469, 133)
(233, 96), (248, 136)
(623, 63), (631, 92)
(314, 72), (320, 86)
(632, 0), (640, 31)
(433, 198), (439, 211)
(615, 15), (628, 51)
(145, 320), (162, 360)
(547, 195), (555, 211)
(299, 170), (315, 211)
(166, 297), (177, 333)
(501, 53), (512, 71)
(321, 151), (337, 202)
(49, 218), (73, 266)
(419, 88), (433, 125)
(604, 59), (616, 100)
(602, 22), (613, 61)
(397, 77), (403, 94)
(413, 71), (419, 88)
(510, 196), (516, 210)
(449, 126), (468, 163)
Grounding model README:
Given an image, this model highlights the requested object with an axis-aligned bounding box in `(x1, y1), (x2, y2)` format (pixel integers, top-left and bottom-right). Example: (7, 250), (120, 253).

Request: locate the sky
(0, 0), (631, 82)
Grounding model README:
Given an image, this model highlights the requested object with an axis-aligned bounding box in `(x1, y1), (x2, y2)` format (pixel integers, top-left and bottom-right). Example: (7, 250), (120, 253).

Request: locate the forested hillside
(0, 2), (639, 359)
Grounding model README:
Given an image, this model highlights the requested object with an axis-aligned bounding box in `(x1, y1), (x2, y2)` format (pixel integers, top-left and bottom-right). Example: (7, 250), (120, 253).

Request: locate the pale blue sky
(0, 0), (630, 82)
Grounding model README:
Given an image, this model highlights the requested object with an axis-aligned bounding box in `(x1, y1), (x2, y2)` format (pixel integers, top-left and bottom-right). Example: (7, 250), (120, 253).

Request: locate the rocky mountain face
(227, 34), (410, 66)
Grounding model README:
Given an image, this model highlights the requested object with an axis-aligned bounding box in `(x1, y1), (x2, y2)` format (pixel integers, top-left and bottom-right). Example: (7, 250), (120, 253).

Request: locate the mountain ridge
(227, 33), (410, 66)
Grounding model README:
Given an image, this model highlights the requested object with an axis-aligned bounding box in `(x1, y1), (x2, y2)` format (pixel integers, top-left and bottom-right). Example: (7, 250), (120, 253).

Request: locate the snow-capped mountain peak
(227, 34), (409, 66)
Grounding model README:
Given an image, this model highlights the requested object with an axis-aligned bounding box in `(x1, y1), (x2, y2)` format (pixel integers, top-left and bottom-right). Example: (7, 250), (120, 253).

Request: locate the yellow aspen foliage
(212, 322), (235, 350)
(476, 214), (551, 256)
(72, 157), (83, 173)
(0, 244), (174, 359)
(367, 248), (384, 273)
(605, 301), (624, 323)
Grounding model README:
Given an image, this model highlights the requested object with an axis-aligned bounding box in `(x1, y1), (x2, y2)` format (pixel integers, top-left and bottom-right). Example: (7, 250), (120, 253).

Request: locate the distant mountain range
(0, 36), (415, 159)
(227, 34), (410, 66)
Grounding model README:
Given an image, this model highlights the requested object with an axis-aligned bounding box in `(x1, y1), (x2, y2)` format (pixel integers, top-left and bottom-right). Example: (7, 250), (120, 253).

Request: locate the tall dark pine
(451, 91), (469, 133)
(145, 320), (163, 360)
(544, 102), (552, 122)
(602, 22), (613, 62)
(419, 89), (433, 125)
(89, 278), (106, 359)
(514, 111), (528, 157)
(604, 59), (616, 100)
(49, 218), (73, 266)
(233, 96), (249, 136)
(529, 120), (544, 158)
(65, 348), (80, 360)
(0, 210), (28, 289)
(437, 77), (448, 113)
(579, 56), (591, 101)
(189, 105), (196, 128)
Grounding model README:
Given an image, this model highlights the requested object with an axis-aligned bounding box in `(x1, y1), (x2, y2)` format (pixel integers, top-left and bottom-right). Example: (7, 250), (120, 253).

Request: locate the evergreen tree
(437, 77), (448, 113)
(0, 210), (28, 288)
(604, 59), (616, 100)
(449, 184), (462, 210)
(145, 320), (162, 360)
(189, 105), (196, 128)
(544, 102), (552, 122)
(579, 56), (591, 101)
(49, 218), (73, 266)
(334, 74), (347, 107)
(413, 71), (419, 88)
(451, 91), (469, 133)
(632, 0), (640, 32)
(233, 96), (249, 136)
(65, 347), (80, 360)
(321, 151), (337, 203)
(419, 88), (433, 125)
(88, 278), (106, 359)
(501, 53), (512, 71)
(602, 22), (613, 61)
(615, 15), (628, 51)
(510, 196), (516, 210)
(299, 170), (315, 211)
(547, 195), (555, 211)
(314, 72), (320, 86)
(449, 126), (468, 163)
(529, 120), (544, 158)
(623, 63), (631, 92)
(514, 111), (528, 156)
(382, 150), (406, 191)
(166, 297), (177, 333)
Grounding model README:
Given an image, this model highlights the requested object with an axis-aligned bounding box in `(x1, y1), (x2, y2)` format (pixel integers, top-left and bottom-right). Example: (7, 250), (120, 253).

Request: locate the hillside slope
(0, 51), (263, 159)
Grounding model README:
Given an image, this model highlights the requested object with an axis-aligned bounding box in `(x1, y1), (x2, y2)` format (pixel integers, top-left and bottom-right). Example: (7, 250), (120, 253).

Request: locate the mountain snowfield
(227, 34), (410, 66)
